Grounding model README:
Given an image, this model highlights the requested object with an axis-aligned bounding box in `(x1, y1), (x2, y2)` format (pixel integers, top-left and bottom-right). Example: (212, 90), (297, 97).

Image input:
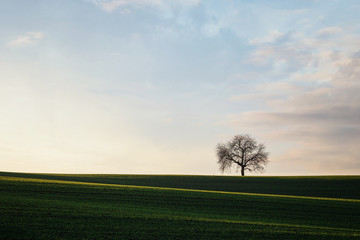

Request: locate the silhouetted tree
(216, 134), (269, 176)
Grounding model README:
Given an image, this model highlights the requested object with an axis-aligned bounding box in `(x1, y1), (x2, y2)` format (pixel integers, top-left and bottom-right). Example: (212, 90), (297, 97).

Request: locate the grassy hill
(1, 171), (360, 199)
(1, 172), (360, 239)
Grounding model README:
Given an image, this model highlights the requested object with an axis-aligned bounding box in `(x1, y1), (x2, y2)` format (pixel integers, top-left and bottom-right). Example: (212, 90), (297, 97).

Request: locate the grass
(2, 171), (360, 199)
(1, 172), (360, 239)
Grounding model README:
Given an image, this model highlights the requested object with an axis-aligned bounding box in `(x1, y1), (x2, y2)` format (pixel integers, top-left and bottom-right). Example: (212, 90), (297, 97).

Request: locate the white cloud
(225, 27), (360, 174)
(316, 27), (342, 38)
(92, 0), (200, 12)
(97, 0), (161, 12)
(7, 32), (45, 47)
(27, 32), (45, 39)
(250, 30), (285, 45)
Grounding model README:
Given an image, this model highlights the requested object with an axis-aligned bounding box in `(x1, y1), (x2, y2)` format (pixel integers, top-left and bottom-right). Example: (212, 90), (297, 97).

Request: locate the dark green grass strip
(1, 176), (360, 239)
(2, 176), (359, 202)
(2, 171), (360, 199)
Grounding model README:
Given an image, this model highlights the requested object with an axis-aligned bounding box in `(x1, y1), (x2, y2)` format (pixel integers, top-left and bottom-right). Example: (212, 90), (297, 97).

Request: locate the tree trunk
(241, 167), (245, 176)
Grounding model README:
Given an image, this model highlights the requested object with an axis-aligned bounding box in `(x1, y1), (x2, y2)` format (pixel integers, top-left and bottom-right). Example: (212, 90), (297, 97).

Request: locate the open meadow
(1, 172), (360, 239)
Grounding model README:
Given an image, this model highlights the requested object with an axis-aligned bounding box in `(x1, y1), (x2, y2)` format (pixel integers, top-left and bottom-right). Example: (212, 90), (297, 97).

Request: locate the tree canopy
(216, 134), (269, 176)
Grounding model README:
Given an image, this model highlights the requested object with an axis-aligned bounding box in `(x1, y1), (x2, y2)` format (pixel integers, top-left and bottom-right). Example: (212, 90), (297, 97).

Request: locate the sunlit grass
(2, 176), (359, 203)
(2, 171), (360, 199)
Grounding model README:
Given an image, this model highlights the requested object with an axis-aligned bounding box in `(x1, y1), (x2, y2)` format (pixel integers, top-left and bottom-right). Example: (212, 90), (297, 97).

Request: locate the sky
(1, 0), (359, 175)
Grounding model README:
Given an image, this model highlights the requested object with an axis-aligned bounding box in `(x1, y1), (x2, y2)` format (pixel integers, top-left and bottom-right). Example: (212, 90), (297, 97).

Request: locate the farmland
(1, 172), (360, 239)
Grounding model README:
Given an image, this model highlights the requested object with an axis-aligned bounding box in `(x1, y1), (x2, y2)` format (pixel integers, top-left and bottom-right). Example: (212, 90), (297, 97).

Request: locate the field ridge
(2, 175), (360, 203)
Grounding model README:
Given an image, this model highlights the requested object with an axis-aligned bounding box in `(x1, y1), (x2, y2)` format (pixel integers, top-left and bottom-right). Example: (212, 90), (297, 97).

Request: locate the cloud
(316, 27), (342, 38)
(92, 0), (200, 12)
(95, 0), (161, 12)
(227, 54), (360, 173)
(7, 32), (44, 47)
(246, 32), (317, 71)
(250, 30), (285, 45)
(225, 27), (360, 174)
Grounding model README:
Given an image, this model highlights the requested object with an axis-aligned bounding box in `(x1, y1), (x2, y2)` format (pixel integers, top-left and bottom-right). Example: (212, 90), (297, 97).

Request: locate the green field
(1, 172), (360, 239)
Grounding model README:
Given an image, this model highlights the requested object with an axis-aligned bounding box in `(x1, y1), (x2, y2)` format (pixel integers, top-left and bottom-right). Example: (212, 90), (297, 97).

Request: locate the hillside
(1, 171), (360, 199)
(1, 172), (359, 239)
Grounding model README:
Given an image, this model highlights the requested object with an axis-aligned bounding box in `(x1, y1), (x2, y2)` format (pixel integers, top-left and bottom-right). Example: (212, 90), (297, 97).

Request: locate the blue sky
(1, 0), (359, 175)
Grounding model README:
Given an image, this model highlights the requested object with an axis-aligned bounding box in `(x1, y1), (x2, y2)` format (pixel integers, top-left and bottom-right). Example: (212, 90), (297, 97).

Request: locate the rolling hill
(1, 172), (359, 239)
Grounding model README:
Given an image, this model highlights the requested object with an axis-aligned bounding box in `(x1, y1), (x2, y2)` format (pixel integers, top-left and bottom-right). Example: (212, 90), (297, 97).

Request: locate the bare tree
(216, 134), (269, 176)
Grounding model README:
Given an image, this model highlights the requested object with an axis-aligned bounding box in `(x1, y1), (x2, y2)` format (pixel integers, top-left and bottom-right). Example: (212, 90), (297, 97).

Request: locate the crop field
(1, 172), (360, 239)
